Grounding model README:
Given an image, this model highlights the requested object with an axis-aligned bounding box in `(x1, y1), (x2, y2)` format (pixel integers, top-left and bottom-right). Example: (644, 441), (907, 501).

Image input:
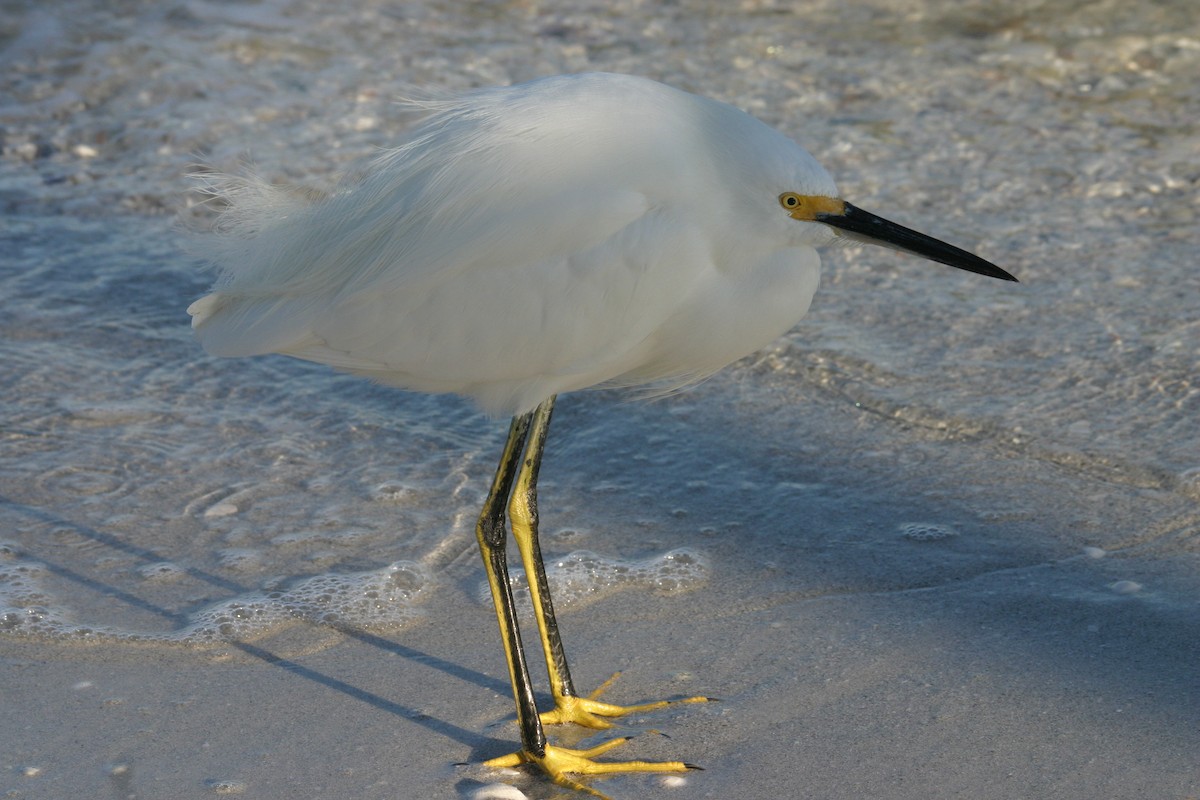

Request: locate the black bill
(817, 201), (1018, 282)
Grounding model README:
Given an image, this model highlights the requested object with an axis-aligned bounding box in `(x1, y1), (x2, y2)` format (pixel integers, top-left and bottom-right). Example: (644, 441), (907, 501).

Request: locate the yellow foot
(539, 671), (712, 729)
(485, 737), (697, 798)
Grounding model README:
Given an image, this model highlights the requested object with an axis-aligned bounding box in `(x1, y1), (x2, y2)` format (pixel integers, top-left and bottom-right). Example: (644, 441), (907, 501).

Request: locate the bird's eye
(780, 193), (801, 209)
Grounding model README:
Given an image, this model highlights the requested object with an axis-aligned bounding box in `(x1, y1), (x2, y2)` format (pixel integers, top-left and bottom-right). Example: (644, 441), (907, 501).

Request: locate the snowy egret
(188, 72), (1016, 794)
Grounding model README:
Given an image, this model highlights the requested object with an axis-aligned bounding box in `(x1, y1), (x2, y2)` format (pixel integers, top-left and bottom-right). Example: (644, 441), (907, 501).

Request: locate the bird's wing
(191, 181), (715, 406)
(189, 165), (654, 352)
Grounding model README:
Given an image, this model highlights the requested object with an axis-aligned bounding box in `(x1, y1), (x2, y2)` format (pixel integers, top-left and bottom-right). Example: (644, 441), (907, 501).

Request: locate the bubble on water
(1109, 580), (1142, 595)
(0, 558), (83, 637)
(550, 527), (583, 542)
(270, 528), (374, 547)
(270, 532), (312, 546)
(478, 548), (710, 610)
(369, 481), (416, 504)
(205, 778), (246, 794)
(332, 528), (374, 544)
(1066, 420), (1091, 438)
(1180, 466), (1200, 498)
(469, 783), (529, 800)
(37, 464), (127, 497)
(0, 548), (431, 645)
(137, 561), (186, 582)
(1083, 546), (1106, 559)
(899, 522), (959, 542)
(204, 501), (240, 518)
(217, 548), (264, 572)
(178, 561), (431, 642)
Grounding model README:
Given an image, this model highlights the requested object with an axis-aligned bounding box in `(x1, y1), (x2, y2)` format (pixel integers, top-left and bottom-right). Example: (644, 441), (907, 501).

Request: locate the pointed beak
(815, 201), (1017, 282)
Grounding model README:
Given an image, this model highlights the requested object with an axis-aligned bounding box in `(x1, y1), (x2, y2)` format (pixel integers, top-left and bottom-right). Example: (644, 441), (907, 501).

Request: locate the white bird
(188, 72), (1015, 795)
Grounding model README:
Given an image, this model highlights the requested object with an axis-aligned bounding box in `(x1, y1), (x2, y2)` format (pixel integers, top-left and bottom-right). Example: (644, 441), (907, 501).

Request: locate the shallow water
(2, 1), (1198, 798)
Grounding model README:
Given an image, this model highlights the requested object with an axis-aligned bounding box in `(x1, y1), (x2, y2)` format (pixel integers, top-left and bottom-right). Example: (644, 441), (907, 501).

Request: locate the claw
(539, 672), (712, 729)
(485, 739), (695, 798)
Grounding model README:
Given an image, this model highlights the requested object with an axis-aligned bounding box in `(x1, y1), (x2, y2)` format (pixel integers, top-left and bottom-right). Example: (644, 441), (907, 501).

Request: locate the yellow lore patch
(779, 192), (845, 221)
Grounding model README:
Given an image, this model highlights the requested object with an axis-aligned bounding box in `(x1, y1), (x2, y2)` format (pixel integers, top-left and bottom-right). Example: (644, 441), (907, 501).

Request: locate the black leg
(508, 396), (584, 703)
(481, 396), (700, 791)
(476, 410), (546, 757)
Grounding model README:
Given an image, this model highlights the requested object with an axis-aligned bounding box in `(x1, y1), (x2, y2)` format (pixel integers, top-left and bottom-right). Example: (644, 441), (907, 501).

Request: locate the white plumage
(188, 73), (840, 415)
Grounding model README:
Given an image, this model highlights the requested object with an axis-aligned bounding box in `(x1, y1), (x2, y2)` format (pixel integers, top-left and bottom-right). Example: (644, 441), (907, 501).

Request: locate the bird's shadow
(0, 494), (515, 759)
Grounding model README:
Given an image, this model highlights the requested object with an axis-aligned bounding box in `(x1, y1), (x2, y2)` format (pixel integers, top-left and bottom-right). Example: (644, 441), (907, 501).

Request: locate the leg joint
(477, 513), (507, 550)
